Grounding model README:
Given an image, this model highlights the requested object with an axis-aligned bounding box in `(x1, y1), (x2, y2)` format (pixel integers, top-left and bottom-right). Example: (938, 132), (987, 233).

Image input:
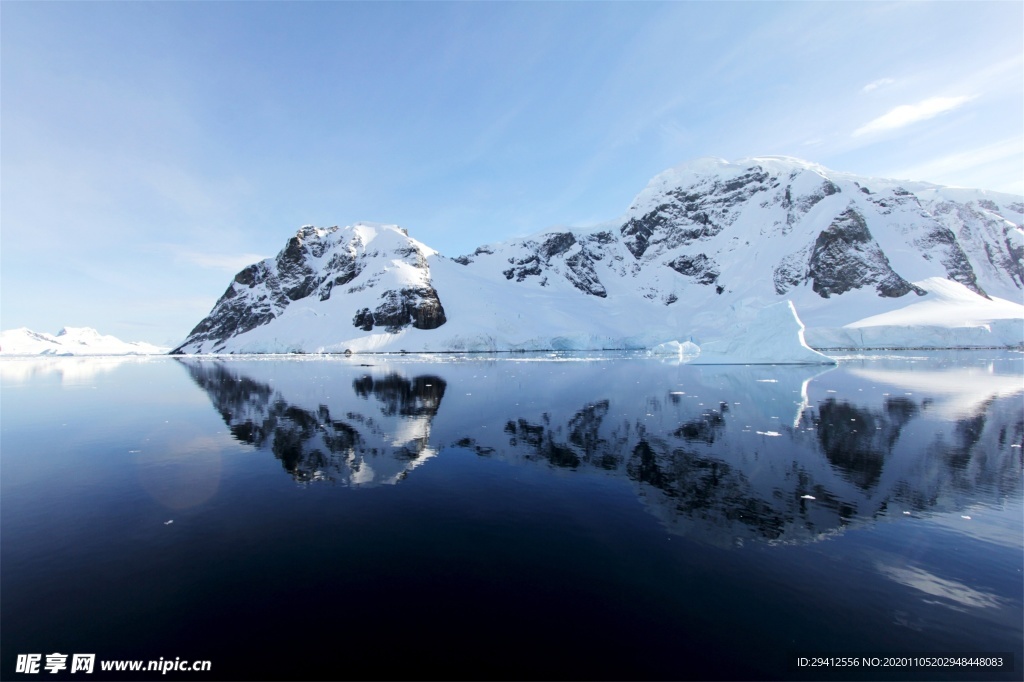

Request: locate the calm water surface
(2, 351), (1021, 680)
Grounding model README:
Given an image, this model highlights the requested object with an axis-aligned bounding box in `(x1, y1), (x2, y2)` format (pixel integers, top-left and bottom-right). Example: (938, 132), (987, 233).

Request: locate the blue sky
(2, 1), (1021, 345)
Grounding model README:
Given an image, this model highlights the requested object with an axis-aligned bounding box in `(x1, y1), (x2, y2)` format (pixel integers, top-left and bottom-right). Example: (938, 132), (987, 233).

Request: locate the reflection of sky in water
(0, 356), (159, 385)
(877, 562), (1004, 611)
(849, 366), (1024, 420)
(137, 435), (224, 510)
(920, 502), (1024, 550)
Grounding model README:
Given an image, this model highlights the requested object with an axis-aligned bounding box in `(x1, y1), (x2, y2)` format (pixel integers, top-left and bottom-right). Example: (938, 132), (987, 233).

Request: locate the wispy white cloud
(861, 77), (895, 93)
(886, 136), (1024, 193)
(145, 243), (268, 274)
(174, 250), (268, 274)
(853, 95), (975, 137)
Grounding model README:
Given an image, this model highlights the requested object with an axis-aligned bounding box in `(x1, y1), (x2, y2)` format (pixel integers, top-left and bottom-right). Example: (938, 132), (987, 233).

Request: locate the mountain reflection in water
(178, 354), (1023, 547)
(183, 360), (446, 485)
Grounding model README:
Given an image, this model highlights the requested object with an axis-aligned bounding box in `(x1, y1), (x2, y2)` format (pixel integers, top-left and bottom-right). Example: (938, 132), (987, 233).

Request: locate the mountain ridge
(171, 157), (1024, 355)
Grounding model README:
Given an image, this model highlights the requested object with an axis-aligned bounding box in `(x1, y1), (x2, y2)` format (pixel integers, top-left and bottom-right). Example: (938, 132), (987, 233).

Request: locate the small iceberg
(649, 339), (701, 357)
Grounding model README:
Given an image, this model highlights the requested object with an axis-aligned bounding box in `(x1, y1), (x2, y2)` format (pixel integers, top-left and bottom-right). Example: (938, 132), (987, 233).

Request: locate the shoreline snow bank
(805, 319), (1023, 349)
(805, 278), (1023, 349)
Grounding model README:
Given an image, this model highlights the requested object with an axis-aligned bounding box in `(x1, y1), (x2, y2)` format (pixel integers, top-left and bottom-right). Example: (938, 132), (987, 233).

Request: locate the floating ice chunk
(650, 340), (701, 357)
(164, 520), (174, 525)
(757, 430), (782, 437)
(800, 495), (816, 500)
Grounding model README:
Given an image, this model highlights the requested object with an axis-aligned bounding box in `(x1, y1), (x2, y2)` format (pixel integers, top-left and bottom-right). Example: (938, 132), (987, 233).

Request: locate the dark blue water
(2, 352), (1021, 680)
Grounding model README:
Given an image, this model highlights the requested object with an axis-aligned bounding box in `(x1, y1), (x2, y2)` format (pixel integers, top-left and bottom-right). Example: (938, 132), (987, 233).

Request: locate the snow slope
(0, 327), (168, 356)
(805, 277), (1024, 349)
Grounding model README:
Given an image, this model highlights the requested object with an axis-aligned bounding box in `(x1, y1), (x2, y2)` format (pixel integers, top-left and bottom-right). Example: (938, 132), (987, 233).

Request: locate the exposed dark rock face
(500, 231), (608, 297)
(564, 250), (607, 297)
(453, 245), (495, 265)
(353, 308), (374, 331)
(277, 232), (322, 301)
(1006, 232), (1024, 287)
(806, 207), (925, 298)
(175, 262), (280, 353)
(318, 252), (364, 301)
(667, 253), (720, 285)
(374, 290), (417, 331)
(540, 232), (577, 258)
(773, 247), (810, 295)
(782, 178), (840, 228)
(621, 167), (777, 258)
(913, 224), (987, 297)
(928, 200), (1024, 289)
(621, 195), (712, 259)
(503, 254), (543, 282)
(173, 226), (349, 353)
(868, 186), (921, 215)
(352, 287), (447, 334)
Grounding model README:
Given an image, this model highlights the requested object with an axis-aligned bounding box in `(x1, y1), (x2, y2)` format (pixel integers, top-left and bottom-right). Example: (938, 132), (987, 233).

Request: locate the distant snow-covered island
(0, 327), (169, 356)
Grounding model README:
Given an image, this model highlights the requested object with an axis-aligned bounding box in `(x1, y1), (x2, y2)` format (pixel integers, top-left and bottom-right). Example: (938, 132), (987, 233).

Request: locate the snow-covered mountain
(172, 157), (1024, 354)
(0, 327), (168, 356)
